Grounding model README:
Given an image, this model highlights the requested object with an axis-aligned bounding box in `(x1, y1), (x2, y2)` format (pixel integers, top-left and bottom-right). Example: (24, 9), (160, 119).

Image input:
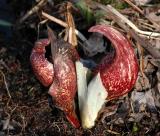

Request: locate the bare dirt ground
(0, 0), (160, 135)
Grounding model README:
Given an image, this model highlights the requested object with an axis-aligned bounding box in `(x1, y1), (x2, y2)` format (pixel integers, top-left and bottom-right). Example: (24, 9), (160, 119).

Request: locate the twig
(139, 34), (160, 40)
(0, 70), (11, 98)
(138, 19), (157, 30)
(19, 114), (27, 133)
(41, 11), (92, 47)
(136, 43), (146, 85)
(139, 22), (155, 32)
(4, 105), (18, 135)
(105, 129), (120, 135)
(122, 0), (160, 29)
(130, 99), (135, 113)
(42, 11), (68, 27)
(19, 0), (47, 23)
(128, 29), (160, 58)
(50, 122), (60, 132)
(0, 59), (11, 72)
(37, 19), (48, 39)
(138, 45), (144, 74)
(123, 0), (144, 15)
(95, 3), (160, 59)
(98, 4), (160, 37)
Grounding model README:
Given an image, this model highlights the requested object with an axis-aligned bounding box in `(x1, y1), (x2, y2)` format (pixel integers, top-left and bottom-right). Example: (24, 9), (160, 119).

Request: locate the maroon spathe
(30, 39), (54, 87)
(48, 27), (80, 128)
(30, 34), (80, 128)
(89, 25), (138, 100)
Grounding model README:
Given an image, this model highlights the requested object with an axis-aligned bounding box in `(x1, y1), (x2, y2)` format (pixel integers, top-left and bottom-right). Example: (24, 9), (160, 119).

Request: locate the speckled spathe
(90, 25), (139, 100)
(30, 39), (54, 87)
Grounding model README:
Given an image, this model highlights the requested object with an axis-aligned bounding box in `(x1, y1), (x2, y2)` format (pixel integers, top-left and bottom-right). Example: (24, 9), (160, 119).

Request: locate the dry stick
(6, 105), (17, 135)
(138, 19), (157, 29)
(98, 4), (160, 37)
(137, 43), (146, 85)
(139, 23), (155, 32)
(123, 0), (143, 14)
(139, 34), (160, 40)
(20, 114), (27, 133)
(127, 27), (160, 59)
(123, 0), (160, 29)
(96, 4), (160, 59)
(138, 21), (156, 30)
(105, 129), (120, 135)
(37, 19), (48, 39)
(41, 11), (91, 47)
(0, 59), (11, 72)
(0, 70), (11, 98)
(19, 0), (47, 23)
(42, 11), (67, 27)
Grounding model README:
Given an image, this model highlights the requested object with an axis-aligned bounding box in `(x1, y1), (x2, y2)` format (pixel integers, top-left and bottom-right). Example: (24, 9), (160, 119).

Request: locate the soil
(0, 0), (160, 136)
